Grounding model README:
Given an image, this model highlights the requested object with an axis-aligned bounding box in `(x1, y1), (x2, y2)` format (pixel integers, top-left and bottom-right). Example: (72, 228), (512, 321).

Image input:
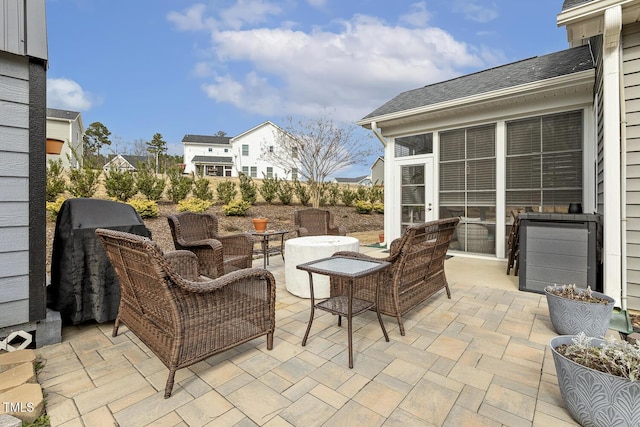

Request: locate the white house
(359, 0), (640, 311)
(182, 121), (294, 179)
(370, 157), (384, 186)
(103, 154), (150, 172)
(46, 108), (84, 168)
(332, 175), (372, 186)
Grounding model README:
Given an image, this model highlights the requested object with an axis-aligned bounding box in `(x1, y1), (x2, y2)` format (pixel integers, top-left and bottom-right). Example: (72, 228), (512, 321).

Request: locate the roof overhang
(558, 0), (640, 45)
(357, 70), (595, 131)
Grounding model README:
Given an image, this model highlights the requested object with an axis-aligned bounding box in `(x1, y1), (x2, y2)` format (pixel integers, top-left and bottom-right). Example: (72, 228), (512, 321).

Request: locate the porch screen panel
(440, 124), (496, 254)
(506, 110), (583, 214)
(401, 165), (426, 230)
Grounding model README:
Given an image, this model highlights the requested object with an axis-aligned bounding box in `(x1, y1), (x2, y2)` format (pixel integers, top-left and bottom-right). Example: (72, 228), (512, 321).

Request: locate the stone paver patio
(33, 248), (591, 426)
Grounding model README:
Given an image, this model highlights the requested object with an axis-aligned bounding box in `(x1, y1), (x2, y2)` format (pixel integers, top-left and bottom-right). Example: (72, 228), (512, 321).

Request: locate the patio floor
(34, 247), (587, 426)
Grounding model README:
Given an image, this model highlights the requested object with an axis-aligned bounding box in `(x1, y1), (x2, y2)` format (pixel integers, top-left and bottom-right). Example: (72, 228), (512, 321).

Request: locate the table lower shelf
(315, 295), (374, 317)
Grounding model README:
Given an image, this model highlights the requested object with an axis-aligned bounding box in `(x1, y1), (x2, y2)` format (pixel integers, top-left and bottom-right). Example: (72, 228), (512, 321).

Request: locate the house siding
(623, 23), (640, 310)
(46, 113), (83, 168)
(0, 51), (31, 327)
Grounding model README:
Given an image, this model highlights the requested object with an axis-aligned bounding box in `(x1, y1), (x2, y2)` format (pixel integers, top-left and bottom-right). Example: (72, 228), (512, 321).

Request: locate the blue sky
(46, 0), (569, 178)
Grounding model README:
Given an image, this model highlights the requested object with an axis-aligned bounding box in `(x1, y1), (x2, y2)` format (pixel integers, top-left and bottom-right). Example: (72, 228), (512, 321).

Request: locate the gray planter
(545, 286), (614, 337)
(550, 335), (640, 427)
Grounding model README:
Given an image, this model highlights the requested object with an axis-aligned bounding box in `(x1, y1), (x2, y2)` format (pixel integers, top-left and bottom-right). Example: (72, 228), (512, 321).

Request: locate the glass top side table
(296, 255), (391, 368)
(251, 229), (288, 269)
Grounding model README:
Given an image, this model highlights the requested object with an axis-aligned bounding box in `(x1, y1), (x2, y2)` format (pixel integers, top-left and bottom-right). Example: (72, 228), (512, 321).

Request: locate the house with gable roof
(359, 0), (640, 310)
(46, 108), (84, 169)
(182, 121), (295, 179)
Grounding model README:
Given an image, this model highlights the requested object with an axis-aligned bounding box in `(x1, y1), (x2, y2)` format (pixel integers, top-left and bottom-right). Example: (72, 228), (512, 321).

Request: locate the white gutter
(370, 121), (387, 147)
(558, 0), (637, 27)
(602, 5), (623, 307)
(618, 28), (628, 311)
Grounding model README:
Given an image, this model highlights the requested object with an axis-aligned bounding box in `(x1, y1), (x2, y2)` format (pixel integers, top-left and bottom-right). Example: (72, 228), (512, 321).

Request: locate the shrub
(239, 173), (257, 204)
(45, 196), (66, 221)
(166, 166), (193, 203)
(294, 179), (311, 206)
(340, 187), (356, 207)
(277, 180), (294, 205)
(369, 185), (384, 203)
(46, 158), (67, 202)
(373, 202), (384, 214)
(216, 180), (237, 205)
(222, 199), (251, 216)
(355, 187), (368, 202)
(354, 200), (373, 214)
(127, 198), (159, 218)
(135, 164), (165, 201)
(192, 176), (214, 201)
(177, 197), (212, 213)
(104, 168), (137, 201)
(326, 183), (341, 206)
(67, 167), (100, 198)
(259, 176), (279, 204)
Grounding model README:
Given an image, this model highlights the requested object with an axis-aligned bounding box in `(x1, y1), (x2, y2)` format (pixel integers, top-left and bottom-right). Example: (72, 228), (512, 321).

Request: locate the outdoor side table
(251, 230), (288, 269)
(297, 256), (390, 368)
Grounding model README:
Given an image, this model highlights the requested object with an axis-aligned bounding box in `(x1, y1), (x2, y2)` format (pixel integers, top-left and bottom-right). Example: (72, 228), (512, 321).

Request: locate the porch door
(396, 158), (434, 235)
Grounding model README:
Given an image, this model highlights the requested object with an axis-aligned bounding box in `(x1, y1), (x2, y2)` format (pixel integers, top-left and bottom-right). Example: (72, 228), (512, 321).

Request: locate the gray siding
(0, 0), (47, 60)
(624, 23), (640, 310)
(0, 51), (30, 327)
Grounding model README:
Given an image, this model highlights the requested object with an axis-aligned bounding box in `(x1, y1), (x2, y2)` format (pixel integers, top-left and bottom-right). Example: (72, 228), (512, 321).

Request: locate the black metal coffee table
(297, 255), (390, 368)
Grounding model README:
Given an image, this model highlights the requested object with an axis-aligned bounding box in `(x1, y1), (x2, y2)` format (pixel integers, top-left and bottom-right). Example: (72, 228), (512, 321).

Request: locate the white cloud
(220, 0), (282, 30)
(453, 0), (498, 24)
(400, 2), (431, 28)
(169, 2), (489, 122)
(46, 78), (94, 111)
(307, 0), (327, 8)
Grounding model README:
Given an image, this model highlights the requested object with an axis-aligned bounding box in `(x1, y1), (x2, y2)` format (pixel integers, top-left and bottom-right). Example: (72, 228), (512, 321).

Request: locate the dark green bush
(192, 176), (214, 201)
(239, 173), (257, 204)
(46, 158), (66, 202)
(135, 164), (165, 201)
(294, 179), (311, 206)
(67, 167), (100, 198)
(277, 180), (294, 205)
(340, 186), (356, 207)
(216, 180), (237, 205)
(259, 176), (279, 204)
(326, 183), (341, 206)
(166, 166), (193, 203)
(104, 168), (137, 201)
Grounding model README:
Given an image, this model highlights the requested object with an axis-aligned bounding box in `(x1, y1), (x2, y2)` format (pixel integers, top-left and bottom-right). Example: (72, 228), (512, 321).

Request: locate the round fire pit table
(285, 235), (359, 298)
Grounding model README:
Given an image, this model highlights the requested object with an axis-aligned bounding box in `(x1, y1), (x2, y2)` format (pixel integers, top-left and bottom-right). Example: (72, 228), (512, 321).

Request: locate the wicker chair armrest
(215, 232), (254, 255)
(329, 225), (347, 236)
(173, 238), (225, 278)
(176, 238), (224, 252)
(296, 227), (309, 237)
(174, 267), (276, 294)
(164, 250), (200, 280)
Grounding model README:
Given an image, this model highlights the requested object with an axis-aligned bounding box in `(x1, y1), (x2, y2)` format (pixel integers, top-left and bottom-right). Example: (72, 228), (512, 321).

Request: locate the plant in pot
(252, 217), (268, 233)
(550, 332), (640, 426)
(545, 284), (615, 338)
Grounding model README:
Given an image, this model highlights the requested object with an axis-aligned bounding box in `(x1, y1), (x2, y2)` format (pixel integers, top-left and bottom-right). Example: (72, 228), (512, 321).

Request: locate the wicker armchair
(167, 212), (254, 278)
(95, 228), (276, 398)
(294, 208), (346, 237)
(332, 217), (459, 335)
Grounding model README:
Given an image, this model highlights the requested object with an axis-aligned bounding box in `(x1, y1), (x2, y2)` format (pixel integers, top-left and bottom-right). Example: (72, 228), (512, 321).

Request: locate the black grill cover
(48, 198), (152, 324)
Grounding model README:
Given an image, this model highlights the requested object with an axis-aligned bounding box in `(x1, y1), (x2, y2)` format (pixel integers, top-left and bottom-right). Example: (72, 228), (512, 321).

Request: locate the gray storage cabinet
(518, 213), (602, 294)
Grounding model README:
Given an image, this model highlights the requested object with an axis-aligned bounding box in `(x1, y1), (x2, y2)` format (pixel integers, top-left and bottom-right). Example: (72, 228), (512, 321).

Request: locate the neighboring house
(358, 0), (640, 310)
(182, 121), (294, 179)
(370, 157), (384, 186)
(103, 154), (150, 172)
(46, 108), (84, 168)
(232, 121), (291, 180)
(333, 175), (372, 186)
(0, 0), (55, 343)
(182, 134), (234, 176)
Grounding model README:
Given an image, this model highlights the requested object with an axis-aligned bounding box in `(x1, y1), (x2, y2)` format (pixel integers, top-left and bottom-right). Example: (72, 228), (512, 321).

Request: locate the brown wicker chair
(167, 212), (254, 278)
(294, 208), (346, 237)
(331, 217), (459, 335)
(95, 228), (276, 398)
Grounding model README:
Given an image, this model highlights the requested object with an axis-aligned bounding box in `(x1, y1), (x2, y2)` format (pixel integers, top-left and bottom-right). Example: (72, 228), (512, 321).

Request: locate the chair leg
(397, 316), (405, 336)
(112, 318), (120, 337)
(445, 284), (451, 299)
(164, 368), (177, 399)
(267, 331), (273, 350)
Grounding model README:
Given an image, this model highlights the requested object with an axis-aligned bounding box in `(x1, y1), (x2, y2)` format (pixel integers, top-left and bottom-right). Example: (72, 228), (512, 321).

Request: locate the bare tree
(262, 112), (376, 208)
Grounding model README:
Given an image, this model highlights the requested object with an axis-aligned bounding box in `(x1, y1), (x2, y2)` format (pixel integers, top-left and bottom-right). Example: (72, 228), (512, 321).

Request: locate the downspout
(603, 5), (623, 307)
(619, 38), (628, 310)
(371, 121), (387, 146)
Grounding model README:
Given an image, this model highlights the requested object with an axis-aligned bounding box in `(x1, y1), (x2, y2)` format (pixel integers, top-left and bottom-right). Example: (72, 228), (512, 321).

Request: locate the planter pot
(378, 233), (384, 244)
(46, 138), (64, 155)
(550, 335), (640, 427)
(253, 218), (268, 233)
(545, 286), (615, 337)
